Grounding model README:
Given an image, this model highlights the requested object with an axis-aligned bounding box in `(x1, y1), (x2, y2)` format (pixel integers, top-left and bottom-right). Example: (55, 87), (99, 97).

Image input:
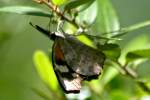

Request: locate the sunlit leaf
(64, 22), (96, 48)
(76, 1), (97, 26)
(33, 50), (58, 91)
(0, 6), (51, 17)
(76, 34), (96, 48)
(126, 48), (150, 62)
(97, 0), (120, 36)
(65, 0), (95, 10)
(52, 0), (68, 5)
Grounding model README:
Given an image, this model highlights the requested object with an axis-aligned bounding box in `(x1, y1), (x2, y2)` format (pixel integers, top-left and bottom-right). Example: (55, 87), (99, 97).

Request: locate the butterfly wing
(54, 69), (82, 93)
(52, 39), (83, 93)
(58, 35), (105, 80)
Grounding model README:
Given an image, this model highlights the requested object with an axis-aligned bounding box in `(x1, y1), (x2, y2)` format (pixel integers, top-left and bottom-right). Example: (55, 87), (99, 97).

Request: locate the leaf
(82, 33), (122, 41)
(76, 0), (95, 12)
(99, 43), (121, 61)
(126, 48), (150, 62)
(76, 34), (96, 48)
(119, 34), (150, 64)
(65, 0), (95, 10)
(110, 90), (129, 100)
(32, 87), (51, 100)
(0, 6), (51, 17)
(92, 66), (119, 93)
(52, 0), (68, 6)
(100, 67), (119, 85)
(112, 20), (150, 38)
(97, 0), (120, 36)
(64, 22), (96, 49)
(76, 1), (97, 26)
(33, 50), (58, 91)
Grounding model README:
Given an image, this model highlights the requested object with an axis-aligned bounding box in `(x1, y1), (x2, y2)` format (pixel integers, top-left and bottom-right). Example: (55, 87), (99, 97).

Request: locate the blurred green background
(0, 0), (150, 100)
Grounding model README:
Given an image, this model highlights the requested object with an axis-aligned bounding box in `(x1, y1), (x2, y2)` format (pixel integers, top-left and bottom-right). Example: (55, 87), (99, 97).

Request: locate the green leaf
(76, 0), (95, 12)
(76, 34), (96, 48)
(126, 48), (150, 62)
(112, 20), (150, 38)
(110, 90), (129, 100)
(52, 0), (68, 5)
(76, 1), (97, 26)
(119, 34), (150, 64)
(93, 66), (119, 93)
(0, 6), (51, 17)
(65, 0), (95, 10)
(99, 43), (121, 61)
(97, 0), (120, 36)
(33, 50), (58, 91)
(100, 67), (119, 85)
(32, 87), (51, 100)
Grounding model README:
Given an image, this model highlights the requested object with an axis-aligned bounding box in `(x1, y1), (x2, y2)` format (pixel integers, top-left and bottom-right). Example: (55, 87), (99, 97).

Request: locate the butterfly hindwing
(52, 39), (83, 93)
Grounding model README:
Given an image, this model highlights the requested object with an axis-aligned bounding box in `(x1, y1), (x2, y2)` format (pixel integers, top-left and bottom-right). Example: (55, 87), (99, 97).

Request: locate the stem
(138, 81), (150, 93)
(34, 0), (79, 28)
(116, 61), (150, 93)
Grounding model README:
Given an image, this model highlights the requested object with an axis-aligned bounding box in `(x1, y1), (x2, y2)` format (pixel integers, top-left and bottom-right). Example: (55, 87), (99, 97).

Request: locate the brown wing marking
(53, 40), (66, 65)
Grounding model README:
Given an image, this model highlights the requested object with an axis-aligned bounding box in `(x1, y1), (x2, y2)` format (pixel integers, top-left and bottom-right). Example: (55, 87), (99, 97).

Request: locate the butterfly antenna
(30, 22), (50, 38)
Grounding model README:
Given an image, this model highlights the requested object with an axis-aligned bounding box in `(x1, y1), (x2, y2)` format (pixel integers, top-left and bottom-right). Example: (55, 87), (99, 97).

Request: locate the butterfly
(30, 23), (105, 93)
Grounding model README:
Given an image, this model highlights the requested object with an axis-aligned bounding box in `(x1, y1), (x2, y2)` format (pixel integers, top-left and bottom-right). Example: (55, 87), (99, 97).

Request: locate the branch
(116, 61), (150, 93)
(33, 0), (79, 28)
(138, 81), (150, 93)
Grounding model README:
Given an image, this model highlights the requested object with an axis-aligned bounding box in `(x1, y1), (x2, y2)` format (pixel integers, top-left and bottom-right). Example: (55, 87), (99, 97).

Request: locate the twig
(138, 81), (150, 93)
(116, 61), (150, 93)
(33, 0), (79, 28)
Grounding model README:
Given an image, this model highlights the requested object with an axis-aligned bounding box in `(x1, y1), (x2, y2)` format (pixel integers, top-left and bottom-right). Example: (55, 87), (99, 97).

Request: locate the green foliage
(76, 1), (97, 26)
(97, 0), (120, 35)
(65, 0), (95, 10)
(33, 50), (58, 91)
(120, 34), (150, 64)
(100, 43), (121, 61)
(126, 48), (150, 62)
(52, 0), (68, 6)
(76, 34), (96, 48)
(0, 6), (51, 17)
(110, 90), (129, 100)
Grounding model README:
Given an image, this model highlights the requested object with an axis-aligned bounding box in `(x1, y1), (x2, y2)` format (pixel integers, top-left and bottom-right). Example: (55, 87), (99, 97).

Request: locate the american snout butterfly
(30, 23), (105, 93)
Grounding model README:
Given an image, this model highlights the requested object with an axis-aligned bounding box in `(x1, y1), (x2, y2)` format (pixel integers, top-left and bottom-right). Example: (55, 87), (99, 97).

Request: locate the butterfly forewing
(57, 35), (105, 79)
